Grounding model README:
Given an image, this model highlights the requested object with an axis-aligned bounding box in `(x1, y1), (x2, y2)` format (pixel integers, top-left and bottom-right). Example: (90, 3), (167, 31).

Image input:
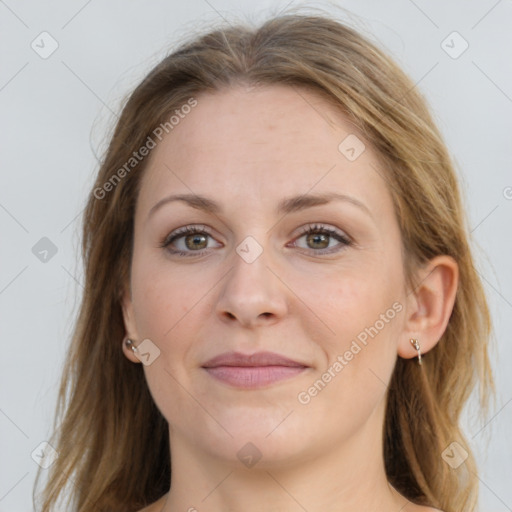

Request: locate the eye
(291, 224), (352, 254)
(160, 223), (352, 257)
(160, 225), (221, 256)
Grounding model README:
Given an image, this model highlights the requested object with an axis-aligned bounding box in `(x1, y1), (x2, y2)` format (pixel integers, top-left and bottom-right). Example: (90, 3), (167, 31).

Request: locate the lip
(202, 351), (308, 389)
(202, 351), (306, 368)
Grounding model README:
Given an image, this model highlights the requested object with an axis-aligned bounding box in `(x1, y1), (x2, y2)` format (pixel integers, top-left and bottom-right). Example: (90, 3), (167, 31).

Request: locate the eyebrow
(147, 192), (372, 220)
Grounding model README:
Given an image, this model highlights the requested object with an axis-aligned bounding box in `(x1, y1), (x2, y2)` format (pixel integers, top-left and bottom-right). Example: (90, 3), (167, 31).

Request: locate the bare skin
(122, 84), (456, 512)
(141, 492), (443, 512)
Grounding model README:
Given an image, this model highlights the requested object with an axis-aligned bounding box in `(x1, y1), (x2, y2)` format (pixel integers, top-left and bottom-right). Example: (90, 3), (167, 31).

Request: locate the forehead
(136, 84), (392, 219)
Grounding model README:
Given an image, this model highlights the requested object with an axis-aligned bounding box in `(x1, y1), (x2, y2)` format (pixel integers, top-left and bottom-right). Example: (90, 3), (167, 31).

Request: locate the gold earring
(410, 338), (422, 365)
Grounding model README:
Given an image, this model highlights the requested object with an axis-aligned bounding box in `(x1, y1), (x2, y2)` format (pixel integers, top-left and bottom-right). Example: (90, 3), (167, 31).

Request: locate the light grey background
(1, 1), (511, 510)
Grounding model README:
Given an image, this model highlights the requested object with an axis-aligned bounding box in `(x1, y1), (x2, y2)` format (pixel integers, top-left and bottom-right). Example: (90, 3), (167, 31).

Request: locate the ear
(398, 255), (459, 360)
(121, 286), (142, 364)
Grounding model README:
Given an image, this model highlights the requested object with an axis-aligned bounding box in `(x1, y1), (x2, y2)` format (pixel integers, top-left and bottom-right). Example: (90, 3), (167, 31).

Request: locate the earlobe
(122, 337), (142, 364)
(398, 255), (459, 361)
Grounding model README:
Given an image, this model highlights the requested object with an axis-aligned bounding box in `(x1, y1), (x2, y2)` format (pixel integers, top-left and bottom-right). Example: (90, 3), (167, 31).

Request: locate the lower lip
(203, 365), (307, 388)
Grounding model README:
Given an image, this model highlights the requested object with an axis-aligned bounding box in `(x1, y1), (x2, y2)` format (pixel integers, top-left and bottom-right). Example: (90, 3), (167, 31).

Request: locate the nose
(215, 240), (288, 328)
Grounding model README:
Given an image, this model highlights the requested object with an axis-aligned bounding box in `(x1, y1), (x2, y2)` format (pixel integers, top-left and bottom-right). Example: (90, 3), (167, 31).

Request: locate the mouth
(201, 351), (308, 389)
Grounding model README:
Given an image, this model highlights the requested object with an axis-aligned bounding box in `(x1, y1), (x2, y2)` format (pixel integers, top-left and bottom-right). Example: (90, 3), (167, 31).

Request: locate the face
(122, 84), (410, 467)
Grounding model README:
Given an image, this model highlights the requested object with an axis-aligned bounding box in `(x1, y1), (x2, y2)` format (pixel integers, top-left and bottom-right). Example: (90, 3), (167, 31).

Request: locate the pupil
(307, 233), (329, 249)
(186, 234), (207, 250)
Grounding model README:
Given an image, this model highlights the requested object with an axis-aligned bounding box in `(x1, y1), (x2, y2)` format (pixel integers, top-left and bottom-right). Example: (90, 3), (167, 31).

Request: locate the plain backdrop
(1, 1), (511, 510)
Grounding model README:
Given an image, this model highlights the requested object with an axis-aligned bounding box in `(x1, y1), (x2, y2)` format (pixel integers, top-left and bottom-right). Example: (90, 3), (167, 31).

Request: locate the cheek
(307, 265), (402, 342)
(302, 265), (405, 410)
(130, 260), (210, 417)
(130, 253), (200, 342)
(294, 272), (402, 426)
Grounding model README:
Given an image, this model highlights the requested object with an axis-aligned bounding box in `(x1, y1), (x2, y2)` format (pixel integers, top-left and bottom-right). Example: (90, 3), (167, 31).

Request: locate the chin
(186, 410), (310, 467)
(210, 433), (308, 470)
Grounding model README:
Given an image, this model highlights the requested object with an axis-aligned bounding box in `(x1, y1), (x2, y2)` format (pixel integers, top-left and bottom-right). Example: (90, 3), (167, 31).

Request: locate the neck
(161, 405), (409, 512)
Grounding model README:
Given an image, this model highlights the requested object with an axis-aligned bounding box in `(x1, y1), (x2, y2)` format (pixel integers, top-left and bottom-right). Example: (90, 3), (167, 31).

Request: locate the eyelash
(159, 223), (352, 257)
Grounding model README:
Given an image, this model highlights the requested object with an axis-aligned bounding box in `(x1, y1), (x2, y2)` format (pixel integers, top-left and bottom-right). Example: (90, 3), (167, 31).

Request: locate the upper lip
(202, 351), (307, 368)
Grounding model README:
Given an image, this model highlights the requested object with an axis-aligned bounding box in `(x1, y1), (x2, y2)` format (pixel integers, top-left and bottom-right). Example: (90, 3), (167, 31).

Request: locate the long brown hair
(34, 10), (494, 512)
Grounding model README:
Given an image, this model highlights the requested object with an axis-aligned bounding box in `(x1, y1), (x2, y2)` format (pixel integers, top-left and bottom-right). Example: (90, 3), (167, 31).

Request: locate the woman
(34, 11), (494, 512)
